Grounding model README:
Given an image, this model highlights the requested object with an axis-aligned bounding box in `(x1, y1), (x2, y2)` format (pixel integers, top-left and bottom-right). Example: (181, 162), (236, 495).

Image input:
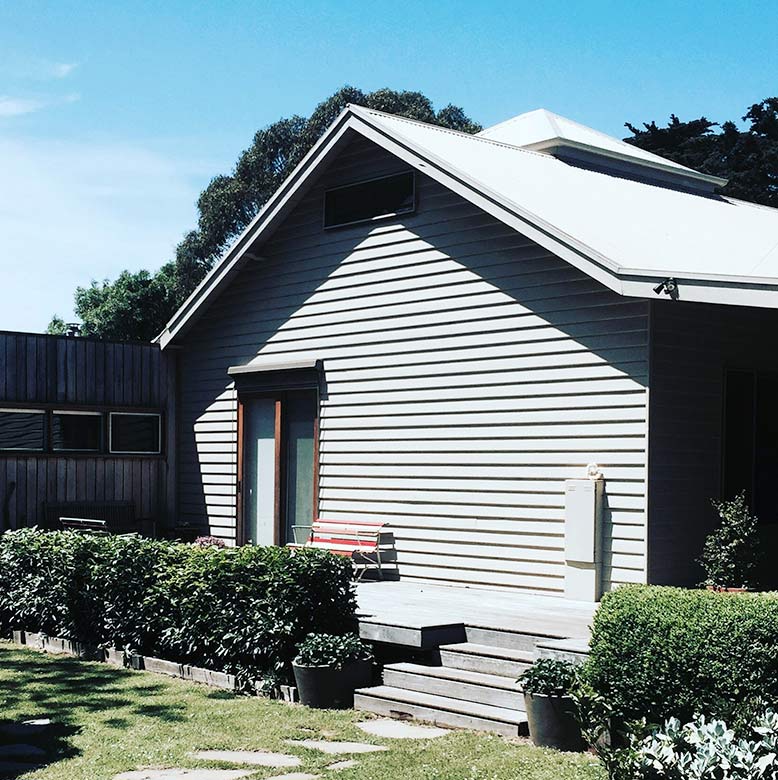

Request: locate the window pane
(52, 413), (102, 451)
(110, 413), (160, 454)
(243, 398), (277, 546)
(283, 391), (317, 545)
(324, 172), (414, 228)
(0, 411), (45, 451)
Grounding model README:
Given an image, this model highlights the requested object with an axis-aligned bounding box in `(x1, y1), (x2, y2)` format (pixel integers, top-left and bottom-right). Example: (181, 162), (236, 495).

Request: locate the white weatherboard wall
(176, 132), (649, 594)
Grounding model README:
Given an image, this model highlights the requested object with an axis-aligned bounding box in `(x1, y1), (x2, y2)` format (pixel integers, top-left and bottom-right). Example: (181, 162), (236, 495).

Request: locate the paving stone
(286, 740), (387, 755)
(0, 743), (47, 760)
(326, 760), (358, 771)
(0, 719), (52, 740)
(357, 718), (449, 739)
(0, 760), (43, 777)
(263, 774), (319, 780)
(190, 749), (301, 767)
(114, 770), (252, 780)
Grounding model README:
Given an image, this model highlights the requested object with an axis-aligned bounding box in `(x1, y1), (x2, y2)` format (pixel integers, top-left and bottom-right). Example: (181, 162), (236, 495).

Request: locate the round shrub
(586, 585), (778, 725)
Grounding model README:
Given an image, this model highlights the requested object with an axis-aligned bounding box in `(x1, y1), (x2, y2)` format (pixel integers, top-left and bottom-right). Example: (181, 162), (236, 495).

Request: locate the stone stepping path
(114, 771), (252, 780)
(326, 759), (358, 771)
(190, 749), (301, 767)
(357, 718), (449, 739)
(286, 739), (387, 755)
(113, 717), (450, 780)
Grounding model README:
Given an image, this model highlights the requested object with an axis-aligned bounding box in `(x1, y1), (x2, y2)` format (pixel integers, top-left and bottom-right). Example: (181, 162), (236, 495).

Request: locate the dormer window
(324, 172), (415, 229)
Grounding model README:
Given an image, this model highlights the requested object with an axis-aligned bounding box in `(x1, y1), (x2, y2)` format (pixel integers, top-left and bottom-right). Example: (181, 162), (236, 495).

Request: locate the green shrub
(294, 632), (373, 668)
(698, 492), (762, 589)
(586, 585), (778, 725)
(518, 658), (579, 696)
(0, 529), (356, 689)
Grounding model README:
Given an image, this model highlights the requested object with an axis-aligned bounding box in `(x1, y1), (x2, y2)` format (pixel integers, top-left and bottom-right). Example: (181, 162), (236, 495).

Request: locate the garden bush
(587, 585), (778, 725)
(0, 528), (356, 689)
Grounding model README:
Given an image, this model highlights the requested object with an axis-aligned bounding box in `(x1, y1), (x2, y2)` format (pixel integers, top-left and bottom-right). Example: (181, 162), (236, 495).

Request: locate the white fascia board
(620, 275), (778, 308)
(156, 108), (357, 349)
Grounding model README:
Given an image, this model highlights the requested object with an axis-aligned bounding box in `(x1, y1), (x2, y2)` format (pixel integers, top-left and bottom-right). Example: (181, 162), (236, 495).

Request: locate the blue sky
(2, 0), (777, 332)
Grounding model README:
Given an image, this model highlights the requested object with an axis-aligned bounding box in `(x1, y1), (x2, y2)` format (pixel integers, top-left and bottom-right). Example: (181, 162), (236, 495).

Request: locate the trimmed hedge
(587, 585), (778, 724)
(0, 529), (356, 689)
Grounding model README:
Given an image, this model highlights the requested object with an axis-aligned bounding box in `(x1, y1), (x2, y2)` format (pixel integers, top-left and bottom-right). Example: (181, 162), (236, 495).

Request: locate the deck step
(354, 685), (527, 737)
(464, 626), (559, 653)
(383, 662), (525, 710)
(439, 643), (534, 678)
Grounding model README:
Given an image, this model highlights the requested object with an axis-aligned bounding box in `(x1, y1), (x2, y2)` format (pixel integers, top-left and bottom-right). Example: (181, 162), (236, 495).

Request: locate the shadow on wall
(177, 146), (649, 586)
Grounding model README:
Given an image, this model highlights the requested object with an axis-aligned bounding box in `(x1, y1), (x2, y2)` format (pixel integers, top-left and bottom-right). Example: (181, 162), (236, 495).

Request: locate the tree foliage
(50, 86), (481, 341)
(624, 97), (778, 207)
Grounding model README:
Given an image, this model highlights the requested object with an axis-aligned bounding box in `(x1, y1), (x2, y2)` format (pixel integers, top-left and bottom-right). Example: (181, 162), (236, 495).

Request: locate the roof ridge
(347, 104), (559, 161)
(476, 108), (551, 137)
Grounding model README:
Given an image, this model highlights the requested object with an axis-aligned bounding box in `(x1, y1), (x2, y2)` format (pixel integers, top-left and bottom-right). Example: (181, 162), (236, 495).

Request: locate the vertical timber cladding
(0, 331), (173, 531)
(178, 134), (649, 592)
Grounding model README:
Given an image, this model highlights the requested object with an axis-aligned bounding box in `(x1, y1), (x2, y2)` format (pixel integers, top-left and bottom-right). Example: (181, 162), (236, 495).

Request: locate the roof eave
(155, 106), (357, 348)
(523, 137), (729, 188)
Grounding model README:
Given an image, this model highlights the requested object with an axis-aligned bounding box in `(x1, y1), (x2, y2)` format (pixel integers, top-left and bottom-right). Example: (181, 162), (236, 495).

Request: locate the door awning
(227, 358), (321, 392)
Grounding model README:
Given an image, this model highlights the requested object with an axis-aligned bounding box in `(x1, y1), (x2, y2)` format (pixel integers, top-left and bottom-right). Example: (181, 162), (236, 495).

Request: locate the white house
(157, 106), (778, 600)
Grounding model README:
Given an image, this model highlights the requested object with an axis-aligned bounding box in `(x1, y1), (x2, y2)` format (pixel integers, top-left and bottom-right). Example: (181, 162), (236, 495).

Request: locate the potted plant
(292, 632), (373, 709)
(698, 492), (762, 592)
(518, 658), (585, 751)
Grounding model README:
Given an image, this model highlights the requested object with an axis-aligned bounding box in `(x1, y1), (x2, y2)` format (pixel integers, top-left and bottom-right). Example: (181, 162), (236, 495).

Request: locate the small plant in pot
(293, 632), (373, 709)
(698, 492), (762, 592)
(518, 658), (585, 751)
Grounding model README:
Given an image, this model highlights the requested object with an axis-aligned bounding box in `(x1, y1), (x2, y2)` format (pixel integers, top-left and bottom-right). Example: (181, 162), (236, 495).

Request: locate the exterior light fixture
(653, 277), (677, 297)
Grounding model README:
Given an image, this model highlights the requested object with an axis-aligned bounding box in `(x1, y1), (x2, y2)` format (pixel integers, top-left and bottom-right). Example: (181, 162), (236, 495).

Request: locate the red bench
(291, 519), (386, 580)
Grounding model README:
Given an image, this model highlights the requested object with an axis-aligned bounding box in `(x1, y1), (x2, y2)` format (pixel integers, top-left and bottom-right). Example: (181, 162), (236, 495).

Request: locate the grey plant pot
(292, 659), (372, 709)
(525, 692), (585, 752)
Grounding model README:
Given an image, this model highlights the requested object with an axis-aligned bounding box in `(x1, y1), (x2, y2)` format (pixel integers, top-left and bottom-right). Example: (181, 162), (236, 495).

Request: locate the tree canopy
(48, 86), (481, 341)
(624, 97), (778, 207)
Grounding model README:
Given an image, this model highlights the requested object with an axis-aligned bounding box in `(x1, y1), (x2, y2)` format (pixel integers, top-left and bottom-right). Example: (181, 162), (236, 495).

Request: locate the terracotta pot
(705, 585), (749, 593)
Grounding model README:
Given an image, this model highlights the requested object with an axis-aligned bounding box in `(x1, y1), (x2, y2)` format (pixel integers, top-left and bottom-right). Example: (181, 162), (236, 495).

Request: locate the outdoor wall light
(653, 277), (678, 296)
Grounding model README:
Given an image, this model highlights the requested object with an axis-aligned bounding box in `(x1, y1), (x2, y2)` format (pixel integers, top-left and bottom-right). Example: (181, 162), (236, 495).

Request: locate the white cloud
(51, 62), (78, 79)
(0, 136), (207, 331)
(0, 92), (81, 118)
(0, 96), (44, 117)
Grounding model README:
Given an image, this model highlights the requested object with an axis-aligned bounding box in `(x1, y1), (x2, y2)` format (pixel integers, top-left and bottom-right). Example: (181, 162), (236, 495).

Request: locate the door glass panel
(284, 391), (317, 545)
(244, 397), (276, 545)
(724, 370), (755, 503)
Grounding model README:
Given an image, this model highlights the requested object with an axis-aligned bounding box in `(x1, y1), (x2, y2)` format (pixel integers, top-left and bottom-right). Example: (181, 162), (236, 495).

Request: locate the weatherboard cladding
(177, 134), (648, 593)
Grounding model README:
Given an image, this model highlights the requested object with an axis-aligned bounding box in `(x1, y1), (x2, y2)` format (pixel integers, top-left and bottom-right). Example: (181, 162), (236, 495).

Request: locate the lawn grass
(0, 643), (605, 780)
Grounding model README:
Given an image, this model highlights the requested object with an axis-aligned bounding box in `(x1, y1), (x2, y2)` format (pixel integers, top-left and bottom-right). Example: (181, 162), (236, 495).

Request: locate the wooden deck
(356, 581), (596, 650)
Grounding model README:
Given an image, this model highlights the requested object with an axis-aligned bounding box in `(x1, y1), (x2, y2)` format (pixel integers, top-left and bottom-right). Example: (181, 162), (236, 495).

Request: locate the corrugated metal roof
(358, 107), (778, 282)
